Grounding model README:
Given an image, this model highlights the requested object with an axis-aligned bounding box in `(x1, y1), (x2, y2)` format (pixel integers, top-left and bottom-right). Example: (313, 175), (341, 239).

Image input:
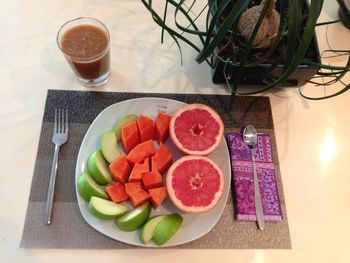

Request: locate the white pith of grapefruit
(169, 104), (224, 156)
(166, 155), (224, 213)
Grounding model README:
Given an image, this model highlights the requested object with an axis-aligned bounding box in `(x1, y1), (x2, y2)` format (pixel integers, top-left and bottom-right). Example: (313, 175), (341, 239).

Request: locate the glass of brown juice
(57, 17), (111, 87)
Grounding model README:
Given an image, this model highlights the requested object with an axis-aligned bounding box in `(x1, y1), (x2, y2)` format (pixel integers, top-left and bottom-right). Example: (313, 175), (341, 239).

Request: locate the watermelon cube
(137, 115), (155, 142)
(109, 156), (131, 184)
(128, 157), (149, 182)
(155, 112), (172, 142)
(149, 186), (167, 209)
(106, 182), (129, 203)
(121, 121), (140, 153)
(130, 189), (150, 207)
(126, 140), (157, 166)
(151, 142), (173, 174)
(141, 170), (163, 190)
(125, 181), (143, 197)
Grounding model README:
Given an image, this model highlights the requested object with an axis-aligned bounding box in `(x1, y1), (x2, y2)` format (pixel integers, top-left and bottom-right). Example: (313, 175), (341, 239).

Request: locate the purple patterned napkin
(226, 132), (282, 221)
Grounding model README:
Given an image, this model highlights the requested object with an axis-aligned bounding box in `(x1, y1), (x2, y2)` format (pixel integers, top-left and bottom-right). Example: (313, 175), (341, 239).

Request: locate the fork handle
(251, 149), (265, 230)
(45, 144), (60, 225)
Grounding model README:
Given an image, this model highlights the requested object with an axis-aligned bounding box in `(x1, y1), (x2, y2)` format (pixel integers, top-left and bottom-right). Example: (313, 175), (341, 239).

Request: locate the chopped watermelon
(137, 115), (155, 142)
(125, 181), (143, 197)
(106, 182), (129, 203)
(141, 170), (163, 190)
(130, 189), (150, 207)
(109, 156), (131, 184)
(149, 186), (167, 208)
(121, 121), (140, 153)
(128, 157), (149, 182)
(126, 140), (157, 166)
(151, 142), (173, 174)
(155, 112), (172, 142)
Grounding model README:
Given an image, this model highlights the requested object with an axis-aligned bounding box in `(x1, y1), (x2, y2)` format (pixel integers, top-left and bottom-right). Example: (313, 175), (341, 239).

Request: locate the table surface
(1, 1), (349, 262)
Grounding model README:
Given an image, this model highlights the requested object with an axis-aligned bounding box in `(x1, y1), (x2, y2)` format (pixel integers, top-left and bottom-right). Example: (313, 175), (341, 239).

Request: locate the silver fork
(45, 109), (69, 225)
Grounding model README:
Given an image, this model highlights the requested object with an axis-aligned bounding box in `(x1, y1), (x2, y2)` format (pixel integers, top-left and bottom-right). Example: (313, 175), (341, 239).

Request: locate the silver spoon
(243, 125), (265, 230)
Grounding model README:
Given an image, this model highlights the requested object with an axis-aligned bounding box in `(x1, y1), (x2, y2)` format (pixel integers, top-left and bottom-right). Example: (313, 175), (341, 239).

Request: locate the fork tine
(59, 109), (62, 133)
(61, 109), (64, 133)
(65, 109), (69, 133)
(60, 109), (64, 133)
(54, 109), (58, 133)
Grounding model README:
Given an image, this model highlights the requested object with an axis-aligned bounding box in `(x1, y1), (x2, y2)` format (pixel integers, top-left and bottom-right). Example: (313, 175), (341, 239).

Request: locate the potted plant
(141, 0), (349, 100)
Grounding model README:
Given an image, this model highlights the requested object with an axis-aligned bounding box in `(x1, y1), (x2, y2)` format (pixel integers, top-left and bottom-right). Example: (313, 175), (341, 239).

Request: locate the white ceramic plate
(75, 97), (231, 247)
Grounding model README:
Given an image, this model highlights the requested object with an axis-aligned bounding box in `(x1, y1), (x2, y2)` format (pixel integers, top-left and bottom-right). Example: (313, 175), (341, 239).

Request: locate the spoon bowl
(243, 125), (257, 148)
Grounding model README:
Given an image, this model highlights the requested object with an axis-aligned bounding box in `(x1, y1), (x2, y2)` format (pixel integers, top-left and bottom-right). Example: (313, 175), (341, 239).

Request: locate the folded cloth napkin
(226, 132), (283, 221)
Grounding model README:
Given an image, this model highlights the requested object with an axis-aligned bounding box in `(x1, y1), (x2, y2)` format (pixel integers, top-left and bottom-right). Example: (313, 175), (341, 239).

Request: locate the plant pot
(211, 0), (321, 86)
(212, 35), (321, 86)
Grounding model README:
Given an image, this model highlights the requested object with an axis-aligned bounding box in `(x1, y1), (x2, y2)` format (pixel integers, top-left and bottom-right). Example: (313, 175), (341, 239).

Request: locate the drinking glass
(57, 17), (111, 87)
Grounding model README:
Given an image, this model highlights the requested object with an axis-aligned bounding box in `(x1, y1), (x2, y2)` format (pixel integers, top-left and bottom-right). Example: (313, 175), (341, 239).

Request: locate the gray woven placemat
(21, 89), (291, 249)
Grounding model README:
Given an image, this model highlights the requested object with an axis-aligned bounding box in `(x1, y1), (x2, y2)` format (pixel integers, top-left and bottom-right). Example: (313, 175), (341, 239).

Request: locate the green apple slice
(114, 114), (138, 141)
(101, 130), (121, 163)
(140, 215), (166, 244)
(77, 172), (109, 201)
(88, 196), (128, 220)
(115, 202), (151, 232)
(152, 214), (183, 246)
(87, 149), (112, 185)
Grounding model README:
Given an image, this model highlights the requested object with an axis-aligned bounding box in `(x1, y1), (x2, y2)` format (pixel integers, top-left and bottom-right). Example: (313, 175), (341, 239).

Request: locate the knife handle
(251, 149), (265, 230)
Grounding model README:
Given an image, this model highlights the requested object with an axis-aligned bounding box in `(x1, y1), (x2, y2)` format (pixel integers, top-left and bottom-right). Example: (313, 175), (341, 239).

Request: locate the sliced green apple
(152, 214), (183, 246)
(101, 130), (121, 163)
(115, 202), (151, 232)
(87, 149), (112, 185)
(140, 215), (166, 244)
(77, 172), (109, 201)
(88, 196), (128, 220)
(114, 114), (138, 141)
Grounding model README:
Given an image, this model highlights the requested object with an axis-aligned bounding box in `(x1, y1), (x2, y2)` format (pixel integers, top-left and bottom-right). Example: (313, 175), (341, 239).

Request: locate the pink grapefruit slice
(166, 155), (224, 213)
(169, 104), (224, 156)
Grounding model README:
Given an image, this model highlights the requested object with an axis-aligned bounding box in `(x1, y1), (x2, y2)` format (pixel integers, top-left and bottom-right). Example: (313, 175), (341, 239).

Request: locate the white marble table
(1, 1), (349, 262)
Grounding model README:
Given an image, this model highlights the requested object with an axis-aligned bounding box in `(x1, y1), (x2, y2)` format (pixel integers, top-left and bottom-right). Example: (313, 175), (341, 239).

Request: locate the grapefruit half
(166, 155), (224, 213)
(169, 104), (224, 156)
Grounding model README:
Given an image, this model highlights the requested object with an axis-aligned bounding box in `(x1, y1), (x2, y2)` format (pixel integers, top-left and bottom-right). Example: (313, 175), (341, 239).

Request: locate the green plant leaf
(173, 0), (207, 42)
(299, 83), (349, 100)
(336, 0), (350, 26)
(283, 0), (302, 72)
(195, 0), (249, 63)
(141, 1), (201, 52)
(161, 0), (169, 43)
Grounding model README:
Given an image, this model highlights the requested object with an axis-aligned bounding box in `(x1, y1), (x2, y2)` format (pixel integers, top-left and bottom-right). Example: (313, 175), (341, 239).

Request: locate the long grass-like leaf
(161, 1), (169, 43)
(283, 0), (302, 72)
(169, 2), (209, 50)
(196, 0), (249, 63)
(173, 0), (207, 42)
(202, 0), (235, 52)
(336, 0), (350, 25)
(316, 20), (341, 26)
(301, 60), (350, 70)
(299, 83), (349, 100)
(141, 1), (200, 52)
